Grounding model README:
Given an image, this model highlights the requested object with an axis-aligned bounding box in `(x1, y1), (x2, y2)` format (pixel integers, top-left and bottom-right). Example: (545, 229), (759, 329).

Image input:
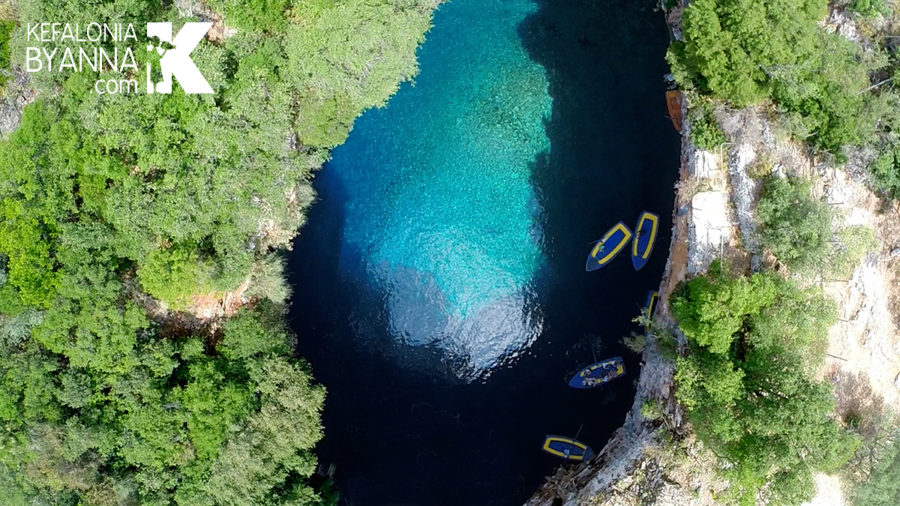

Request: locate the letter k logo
(146, 22), (213, 94)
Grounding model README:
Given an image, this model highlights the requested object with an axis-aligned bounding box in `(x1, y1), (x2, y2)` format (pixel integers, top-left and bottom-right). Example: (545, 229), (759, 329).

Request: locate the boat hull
(665, 90), (684, 132)
(568, 356), (626, 389)
(643, 290), (658, 334)
(631, 211), (659, 271)
(585, 221), (633, 271)
(542, 435), (595, 461)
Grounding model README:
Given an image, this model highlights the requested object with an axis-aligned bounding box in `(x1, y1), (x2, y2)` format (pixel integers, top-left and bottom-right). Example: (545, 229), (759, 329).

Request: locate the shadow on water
(286, 0), (680, 504)
(517, 0), (681, 367)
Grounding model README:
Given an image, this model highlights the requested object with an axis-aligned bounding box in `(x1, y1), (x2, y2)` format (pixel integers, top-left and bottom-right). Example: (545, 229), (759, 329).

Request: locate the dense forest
(665, 0), (898, 503)
(669, 263), (857, 503)
(0, 0), (440, 503)
(669, 0), (899, 191)
(2, 0), (897, 504)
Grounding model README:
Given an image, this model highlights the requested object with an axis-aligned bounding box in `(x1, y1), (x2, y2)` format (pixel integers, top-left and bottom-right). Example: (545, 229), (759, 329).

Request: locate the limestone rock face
(0, 69), (34, 136)
(174, 0), (237, 41)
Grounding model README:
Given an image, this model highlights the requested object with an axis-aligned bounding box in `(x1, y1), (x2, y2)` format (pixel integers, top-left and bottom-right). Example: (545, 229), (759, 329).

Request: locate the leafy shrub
(206, 0), (293, 31)
(136, 245), (216, 308)
(747, 152), (775, 179)
(246, 254), (292, 303)
(623, 332), (647, 353)
(670, 263), (777, 354)
(690, 105), (727, 150)
(870, 144), (900, 198)
(0, 308), (43, 348)
(667, 0), (826, 107)
(640, 399), (663, 421)
(849, 0), (891, 17)
(0, 257), (27, 316)
(827, 225), (878, 279)
(0, 20), (13, 89)
(670, 265), (856, 504)
(668, 0), (879, 153)
(844, 407), (899, 506)
(847, 431), (899, 505)
(757, 176), (832, 271)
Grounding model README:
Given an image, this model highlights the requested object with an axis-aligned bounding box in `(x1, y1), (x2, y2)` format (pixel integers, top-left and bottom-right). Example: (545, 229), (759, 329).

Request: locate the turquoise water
(330, 0), (552, 375)
(288, 0), (680, 502)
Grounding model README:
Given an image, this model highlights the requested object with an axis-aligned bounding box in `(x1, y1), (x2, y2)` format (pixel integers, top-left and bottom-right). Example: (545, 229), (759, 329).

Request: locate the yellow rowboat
(631, 211), (659, 271)
(541, 435), (594, 461)
(568, 356), (626, 389)
(585, 221), (633, 272)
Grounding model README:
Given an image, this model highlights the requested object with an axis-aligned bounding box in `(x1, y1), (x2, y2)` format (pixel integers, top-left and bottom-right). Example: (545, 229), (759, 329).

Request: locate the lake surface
(287, 0), (679, 503)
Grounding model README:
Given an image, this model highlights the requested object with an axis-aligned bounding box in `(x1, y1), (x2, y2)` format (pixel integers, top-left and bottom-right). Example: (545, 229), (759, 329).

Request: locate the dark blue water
(287, 0), (679, 504)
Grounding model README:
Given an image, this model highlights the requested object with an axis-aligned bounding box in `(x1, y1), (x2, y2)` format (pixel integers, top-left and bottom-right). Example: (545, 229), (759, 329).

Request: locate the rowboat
(643, 290), (658, 333)
(542, 435), (595, 461)
(585, 222), (632, 272)
(567, 356), (626, 389)
(665, 90), (683, 132)
(631, 211), (659, 271)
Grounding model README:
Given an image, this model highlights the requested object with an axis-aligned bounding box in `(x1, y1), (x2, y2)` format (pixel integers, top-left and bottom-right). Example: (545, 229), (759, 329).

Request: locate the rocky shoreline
(527, 2), (899, 504)
(525, 66), (694, 506)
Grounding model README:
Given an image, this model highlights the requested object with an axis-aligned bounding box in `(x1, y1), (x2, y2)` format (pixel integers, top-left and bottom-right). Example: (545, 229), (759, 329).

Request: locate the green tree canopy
(668, 0), (883, 153)
(756, 175), (832, 272)
(0, 0), (442, 503)
(670, 264), (855, 504)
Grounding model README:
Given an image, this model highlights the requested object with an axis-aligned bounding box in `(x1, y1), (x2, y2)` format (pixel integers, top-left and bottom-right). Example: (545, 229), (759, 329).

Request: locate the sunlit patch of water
(330, 0), (552, 379)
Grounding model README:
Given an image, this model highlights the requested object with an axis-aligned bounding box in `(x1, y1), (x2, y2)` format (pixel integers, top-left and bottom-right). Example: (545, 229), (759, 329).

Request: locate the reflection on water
(374, 263), (544, 377)
(331, 0), (552, 378)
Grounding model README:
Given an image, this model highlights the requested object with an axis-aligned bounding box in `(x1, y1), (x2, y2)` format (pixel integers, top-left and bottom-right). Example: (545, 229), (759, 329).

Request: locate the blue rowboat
(542, 435), (595, 461)
(585, 222), (633, 272)
(643, 290), (658, 333)
(567, 356), (626, 389)
(631, 211), (659, 271)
